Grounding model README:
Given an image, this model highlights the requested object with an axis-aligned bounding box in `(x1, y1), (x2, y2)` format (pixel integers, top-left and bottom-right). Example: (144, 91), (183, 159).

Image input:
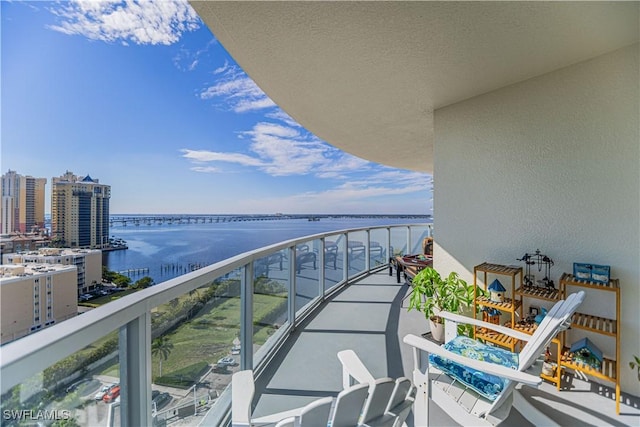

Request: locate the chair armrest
(337, 349), (375, 389)
(435, 310), (532, 342)
(403, 334), (541, 387)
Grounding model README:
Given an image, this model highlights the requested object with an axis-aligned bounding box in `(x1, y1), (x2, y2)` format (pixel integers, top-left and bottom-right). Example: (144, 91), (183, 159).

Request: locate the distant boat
(308, 217), (320, 221)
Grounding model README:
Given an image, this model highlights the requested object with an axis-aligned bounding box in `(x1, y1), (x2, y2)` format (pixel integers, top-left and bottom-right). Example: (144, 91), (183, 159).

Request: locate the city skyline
(2, 1), (433, 215)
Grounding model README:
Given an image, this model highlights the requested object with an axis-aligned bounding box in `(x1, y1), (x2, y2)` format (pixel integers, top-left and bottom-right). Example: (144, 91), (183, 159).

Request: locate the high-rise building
(1, 170), (47, 234)
(51, 171), (110, 249)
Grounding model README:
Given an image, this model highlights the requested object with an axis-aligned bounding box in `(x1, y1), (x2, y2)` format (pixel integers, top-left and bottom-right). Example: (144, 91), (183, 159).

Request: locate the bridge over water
(108, 214), (431, 227)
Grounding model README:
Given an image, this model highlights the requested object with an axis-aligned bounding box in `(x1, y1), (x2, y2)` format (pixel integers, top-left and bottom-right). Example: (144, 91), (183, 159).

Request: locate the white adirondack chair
(231, 350), (416, 427)
(403, 290), (585, 427)
(338, 349), (416, 427)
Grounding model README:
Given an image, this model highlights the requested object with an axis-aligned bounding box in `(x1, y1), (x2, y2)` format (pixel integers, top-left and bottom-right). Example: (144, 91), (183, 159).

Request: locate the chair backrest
(329, 382), (369, 427)
(385, 377), (414, 413)
(422, 237), (434, 255)
(386, 377), (415, 427)
(518, 291), (585, 370)
(299, 396), (333, 427)
(360, 378), (396, 424)
(486, 291), (585, 417)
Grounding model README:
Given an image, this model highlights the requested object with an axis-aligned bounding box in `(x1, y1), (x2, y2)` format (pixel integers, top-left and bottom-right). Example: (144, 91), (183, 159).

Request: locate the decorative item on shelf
(518, 249), (555, 289)
(542, 346), (556, 376)
(482, 307), (501, 325)
(524, 274), (535, 287)
(573, 263), (611, 284)
(570, 337), (603, 370)
(526, 306), (539, 324)
(488, 279), (506, 303)
(534, 307), (547, 325)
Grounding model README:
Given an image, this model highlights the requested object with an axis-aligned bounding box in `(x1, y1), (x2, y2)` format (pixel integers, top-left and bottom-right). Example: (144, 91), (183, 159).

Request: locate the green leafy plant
(630, 354), (640, 381)
(408, 267), (474, 324)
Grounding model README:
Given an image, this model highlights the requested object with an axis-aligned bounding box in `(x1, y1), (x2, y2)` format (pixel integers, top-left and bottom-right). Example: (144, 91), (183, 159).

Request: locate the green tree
(53, 417), (80, 427)
(134, 276), (154, 289)
(113, 275), (132, 287)
(151, 336), (174, 378)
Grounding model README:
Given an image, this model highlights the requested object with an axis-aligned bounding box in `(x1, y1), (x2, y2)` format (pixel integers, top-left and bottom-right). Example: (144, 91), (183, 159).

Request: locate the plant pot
(429, 318), (445, 343)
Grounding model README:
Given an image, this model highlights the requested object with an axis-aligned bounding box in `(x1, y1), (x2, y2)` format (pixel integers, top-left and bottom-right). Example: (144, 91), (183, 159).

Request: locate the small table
(390, 255), (433, 283)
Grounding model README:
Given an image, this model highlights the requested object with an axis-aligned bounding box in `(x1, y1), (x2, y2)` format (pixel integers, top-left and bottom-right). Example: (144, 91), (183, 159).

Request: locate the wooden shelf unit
(559, 273), (621, 414)
(473, 263), (523, 352)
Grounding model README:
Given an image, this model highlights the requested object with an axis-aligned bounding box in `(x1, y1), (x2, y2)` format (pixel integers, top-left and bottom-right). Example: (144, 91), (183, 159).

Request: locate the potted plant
(630, 354), (640, 381)
(408, 267), (474, 342)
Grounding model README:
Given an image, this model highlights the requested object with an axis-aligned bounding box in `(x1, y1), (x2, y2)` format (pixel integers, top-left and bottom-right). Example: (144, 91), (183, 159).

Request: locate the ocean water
(103, 217), (430, 283)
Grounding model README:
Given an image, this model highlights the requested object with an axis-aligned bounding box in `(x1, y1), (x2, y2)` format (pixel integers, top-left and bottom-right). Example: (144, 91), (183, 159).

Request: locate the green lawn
(150, 293), (286, 379)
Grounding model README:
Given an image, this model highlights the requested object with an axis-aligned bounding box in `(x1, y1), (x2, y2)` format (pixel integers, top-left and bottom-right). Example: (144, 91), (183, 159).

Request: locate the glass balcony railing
(0, 223), (432, 427)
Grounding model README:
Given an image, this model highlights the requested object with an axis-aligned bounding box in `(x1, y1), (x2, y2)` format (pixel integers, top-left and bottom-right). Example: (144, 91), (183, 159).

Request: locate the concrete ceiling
(191, 1), (639, 173)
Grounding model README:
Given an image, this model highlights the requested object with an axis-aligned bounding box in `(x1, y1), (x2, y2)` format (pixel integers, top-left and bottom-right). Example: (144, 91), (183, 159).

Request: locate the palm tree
(151, 336), (174, 378)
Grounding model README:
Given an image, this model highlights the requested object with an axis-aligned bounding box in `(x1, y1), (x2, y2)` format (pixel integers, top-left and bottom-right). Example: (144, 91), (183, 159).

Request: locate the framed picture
(573, 263), (611, 284)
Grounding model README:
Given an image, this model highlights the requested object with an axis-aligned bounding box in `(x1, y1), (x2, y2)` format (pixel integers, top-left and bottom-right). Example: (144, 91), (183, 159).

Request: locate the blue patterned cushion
(429, 335), (519, 401)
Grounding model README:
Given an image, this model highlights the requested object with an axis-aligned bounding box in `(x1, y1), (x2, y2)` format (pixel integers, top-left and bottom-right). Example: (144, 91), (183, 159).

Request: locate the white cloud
(265, 109), (301, 128)
(173, 38), (216, 71)
(199, 65), (275, 113)
(242, 122), (340, 176)
(47, 0), (200, 45)
(183, 121), (380, 179)
(190, 166), (220, 173)
(213, 60), (230, 75)
(181, 149), (264, 167)
(230, 178), (432, 214)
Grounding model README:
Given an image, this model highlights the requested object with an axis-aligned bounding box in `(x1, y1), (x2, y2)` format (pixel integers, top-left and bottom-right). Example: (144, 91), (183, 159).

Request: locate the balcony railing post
(119, 312), (152, 427)
(319, 238), (325, 299)
(241, 263), (253, 370)
(365, 230), (371, 272)
(289, 246), (296, 328)
(343, 233), (349, 281)
(406, 226), (411, 256)
(386, 227), (391, 262)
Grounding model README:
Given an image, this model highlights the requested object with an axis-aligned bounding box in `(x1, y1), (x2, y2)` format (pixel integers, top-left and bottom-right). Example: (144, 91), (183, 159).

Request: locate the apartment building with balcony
(3, 247), (102, 295)
(0, 263), (77, 345)
(1, 170), (47, 234)
(51, 171), (110, 249)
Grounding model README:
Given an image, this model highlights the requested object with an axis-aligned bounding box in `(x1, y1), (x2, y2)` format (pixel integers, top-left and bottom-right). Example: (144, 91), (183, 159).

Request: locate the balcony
(1, 224), (432, 426)
(2, 223), (639, 426)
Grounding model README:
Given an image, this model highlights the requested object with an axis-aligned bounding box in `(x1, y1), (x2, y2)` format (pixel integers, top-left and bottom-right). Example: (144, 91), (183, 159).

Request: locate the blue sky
(2, 1), (432, 215)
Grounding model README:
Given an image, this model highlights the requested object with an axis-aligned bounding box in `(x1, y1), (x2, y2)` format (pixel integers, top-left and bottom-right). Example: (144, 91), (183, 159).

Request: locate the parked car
(152, 391), (171, 410)
(103, 385), (120, 403)
(94, 385), (112, 401)
(213, 365), (229, 373)
(231, 345), (241, 355)
(217, 357), (235, 367)
(65, 378), (91, 394)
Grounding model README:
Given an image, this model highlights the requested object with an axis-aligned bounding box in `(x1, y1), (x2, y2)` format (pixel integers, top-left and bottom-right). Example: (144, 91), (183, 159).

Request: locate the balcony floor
(249, 269), (640, 426)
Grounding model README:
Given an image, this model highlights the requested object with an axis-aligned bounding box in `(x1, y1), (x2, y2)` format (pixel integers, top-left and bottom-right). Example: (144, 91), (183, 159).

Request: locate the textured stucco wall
(433, 44), (639, 395)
